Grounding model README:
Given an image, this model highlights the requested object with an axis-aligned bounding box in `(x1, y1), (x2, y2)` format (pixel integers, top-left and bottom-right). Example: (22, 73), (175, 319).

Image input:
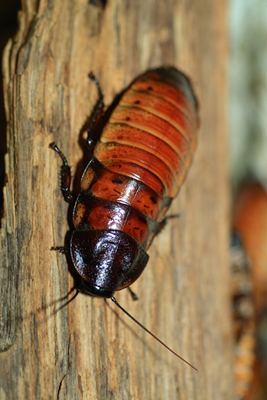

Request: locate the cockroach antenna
(51, 287), (82, 317)
(53, 290), (197, 370)
(111, 296), (198, 371)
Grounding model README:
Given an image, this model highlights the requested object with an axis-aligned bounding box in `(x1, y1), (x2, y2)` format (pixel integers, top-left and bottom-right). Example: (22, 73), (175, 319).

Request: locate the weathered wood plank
(0, 0), (233, 399)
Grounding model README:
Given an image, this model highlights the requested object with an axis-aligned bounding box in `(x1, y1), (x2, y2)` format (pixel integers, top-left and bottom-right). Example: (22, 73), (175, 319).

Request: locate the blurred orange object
(232, 183), (267, 400)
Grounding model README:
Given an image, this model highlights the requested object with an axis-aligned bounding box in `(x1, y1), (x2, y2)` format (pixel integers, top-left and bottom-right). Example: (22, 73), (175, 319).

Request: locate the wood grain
(0, 0), (233, 399)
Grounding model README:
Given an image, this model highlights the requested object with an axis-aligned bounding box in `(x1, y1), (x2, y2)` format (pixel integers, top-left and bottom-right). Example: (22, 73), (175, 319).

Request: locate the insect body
(50, 68), (199, 369)
(231, 184), (267, 397)
(51, 67), (199, 298)
(231, 232), (256, 399)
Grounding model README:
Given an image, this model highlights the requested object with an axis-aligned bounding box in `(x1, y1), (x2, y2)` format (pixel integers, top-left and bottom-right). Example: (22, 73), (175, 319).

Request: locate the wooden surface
(0, 0), (233, 399)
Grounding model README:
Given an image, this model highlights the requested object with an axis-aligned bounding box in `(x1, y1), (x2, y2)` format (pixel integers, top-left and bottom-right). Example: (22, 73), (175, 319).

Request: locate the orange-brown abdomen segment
(94, 67), (199, 198)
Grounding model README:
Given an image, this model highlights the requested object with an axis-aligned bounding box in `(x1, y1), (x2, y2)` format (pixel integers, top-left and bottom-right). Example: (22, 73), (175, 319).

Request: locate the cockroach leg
(50, 142), (74, 203)
(51, 246), (70, 254)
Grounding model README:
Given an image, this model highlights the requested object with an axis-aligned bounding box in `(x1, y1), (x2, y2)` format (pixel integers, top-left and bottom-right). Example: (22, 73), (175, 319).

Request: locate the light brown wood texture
(0, 0), (233, 399)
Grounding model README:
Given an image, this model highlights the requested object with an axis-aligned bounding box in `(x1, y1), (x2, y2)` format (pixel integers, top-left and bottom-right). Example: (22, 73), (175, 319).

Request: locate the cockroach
(230, 232), (256, 399)
(50, 67), (199, 370)
(231, 184), (267, 398)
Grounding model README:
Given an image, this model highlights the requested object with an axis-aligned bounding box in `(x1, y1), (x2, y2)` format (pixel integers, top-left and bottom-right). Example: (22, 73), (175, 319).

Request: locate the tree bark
(0, 0), (233, 399)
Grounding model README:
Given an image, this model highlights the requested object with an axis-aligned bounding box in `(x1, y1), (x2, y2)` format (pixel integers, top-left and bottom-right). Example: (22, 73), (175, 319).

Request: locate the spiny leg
(50, 142), (74, 203)
(87, 72), (105, 150)
(128, 286), (138, 301)
(156, 214), (182, 236)
(51, 246), (70, 254)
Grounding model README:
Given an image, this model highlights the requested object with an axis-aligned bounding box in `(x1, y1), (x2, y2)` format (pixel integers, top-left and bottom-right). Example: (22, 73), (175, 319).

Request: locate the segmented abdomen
(75, 68), (199, 250)
(94, 68), (199, 198)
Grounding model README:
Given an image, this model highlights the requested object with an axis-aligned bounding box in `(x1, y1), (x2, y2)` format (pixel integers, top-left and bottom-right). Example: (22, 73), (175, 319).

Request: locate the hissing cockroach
(50, 67), (199, 369)
(230, 232), (256, 399)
